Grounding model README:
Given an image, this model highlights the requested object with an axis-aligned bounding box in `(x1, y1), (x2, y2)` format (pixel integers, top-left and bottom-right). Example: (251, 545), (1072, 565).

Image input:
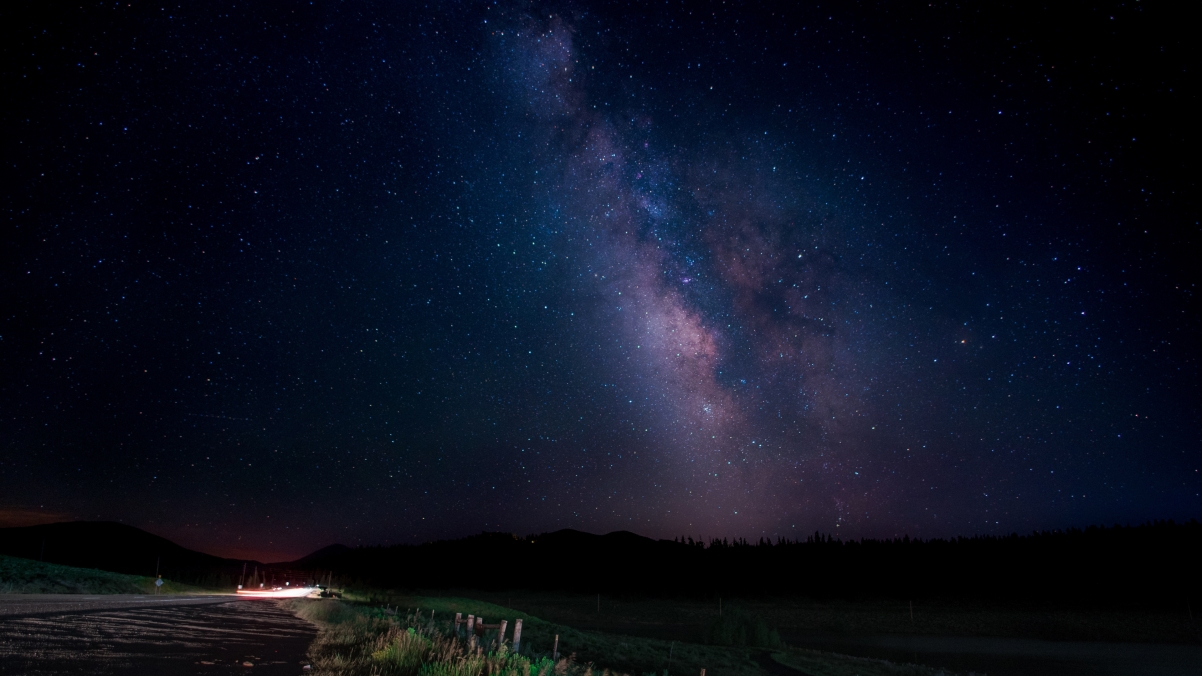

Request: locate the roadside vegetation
(287, 595), (961, 676)
(461, 589), (1202, 646)
(289, 599), (610, 676)
(0, 554), (205, 594)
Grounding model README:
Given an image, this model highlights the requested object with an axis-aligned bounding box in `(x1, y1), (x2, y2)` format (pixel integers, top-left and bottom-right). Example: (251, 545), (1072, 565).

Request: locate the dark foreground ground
(454, 590), (1202, 676)
(789, 630), (1202, 676)
(0, 595), (316, 675)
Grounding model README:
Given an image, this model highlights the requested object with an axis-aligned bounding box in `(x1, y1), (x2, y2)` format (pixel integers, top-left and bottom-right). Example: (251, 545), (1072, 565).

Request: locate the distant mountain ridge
(4, 520), (1200, 608)
(268, 522), (1202, 609)
(291, 543), (352, 565)
(0, 521), (256, 587)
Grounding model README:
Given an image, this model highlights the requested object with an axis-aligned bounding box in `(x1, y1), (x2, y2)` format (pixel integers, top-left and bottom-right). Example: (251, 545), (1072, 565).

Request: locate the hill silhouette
(272, 522), (1202, 609)
(290, 543), (352, 566)
(4, 520), (1199, 608)
(0, 521), (255, 588)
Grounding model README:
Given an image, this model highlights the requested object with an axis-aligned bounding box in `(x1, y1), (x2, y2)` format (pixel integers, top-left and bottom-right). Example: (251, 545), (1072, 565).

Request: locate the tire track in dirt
(0, 598), (316, 675)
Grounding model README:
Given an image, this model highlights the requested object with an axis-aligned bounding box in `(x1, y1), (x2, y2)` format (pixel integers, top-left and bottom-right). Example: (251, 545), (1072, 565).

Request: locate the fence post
(498, 620), (508, 650)
(512, 619), (523, 654)
(455, 613), (462, 634)
(553, 634), (559, 661)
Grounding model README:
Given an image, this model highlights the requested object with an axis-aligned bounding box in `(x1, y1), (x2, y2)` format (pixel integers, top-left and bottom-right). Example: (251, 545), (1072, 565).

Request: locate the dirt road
(0, 594), (317, 674)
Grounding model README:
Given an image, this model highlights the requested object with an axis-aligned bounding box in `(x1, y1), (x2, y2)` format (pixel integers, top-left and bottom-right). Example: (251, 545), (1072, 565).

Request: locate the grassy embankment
(462, 590), (1202, 646)
(0, 554), (206, 594)
(288, 594), (956, 676)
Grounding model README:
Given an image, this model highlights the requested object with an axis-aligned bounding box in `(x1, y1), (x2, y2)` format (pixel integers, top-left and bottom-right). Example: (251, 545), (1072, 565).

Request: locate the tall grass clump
(288, 599), (627, 676)
(371, 627), (433, 673)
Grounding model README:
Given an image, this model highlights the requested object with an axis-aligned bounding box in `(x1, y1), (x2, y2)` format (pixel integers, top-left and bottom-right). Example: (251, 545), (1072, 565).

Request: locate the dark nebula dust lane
(0, 2), (1197, 559)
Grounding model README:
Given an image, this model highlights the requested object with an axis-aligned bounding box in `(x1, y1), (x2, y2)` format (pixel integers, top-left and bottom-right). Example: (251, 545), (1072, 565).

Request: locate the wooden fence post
(700, 669), (706, 676)
(498, 620), (508, 650)
(553, 634), (559, 661)
(454, 612), (462, 633)
(512, 619), (523, 654)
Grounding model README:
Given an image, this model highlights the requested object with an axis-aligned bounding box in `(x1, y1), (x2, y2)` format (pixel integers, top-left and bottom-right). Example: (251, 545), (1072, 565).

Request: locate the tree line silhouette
(287, 520), (1200, 608)
(2, 519), (1197, 609)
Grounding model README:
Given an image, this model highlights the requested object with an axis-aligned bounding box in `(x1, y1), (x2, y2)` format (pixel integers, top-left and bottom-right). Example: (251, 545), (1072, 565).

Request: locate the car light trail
(235, 587), (317, 598)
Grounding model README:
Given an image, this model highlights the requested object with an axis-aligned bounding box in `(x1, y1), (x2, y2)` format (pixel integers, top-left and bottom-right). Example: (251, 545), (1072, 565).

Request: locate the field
(0, 554), (205, 595)
(452, 590), (1202, 646)
(302, 589), (1202, 676)
(5, 548), (1200, 674)
(292, 593), (957, 676)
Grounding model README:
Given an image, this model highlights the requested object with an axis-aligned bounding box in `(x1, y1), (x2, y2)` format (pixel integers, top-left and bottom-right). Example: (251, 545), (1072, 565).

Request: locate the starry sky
(2, 1), (1197, 561)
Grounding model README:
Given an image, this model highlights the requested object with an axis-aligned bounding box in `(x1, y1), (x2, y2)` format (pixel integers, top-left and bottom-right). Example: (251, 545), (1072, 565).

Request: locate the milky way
(493, 17), (881, 533)
(1, 2), (1196, 559)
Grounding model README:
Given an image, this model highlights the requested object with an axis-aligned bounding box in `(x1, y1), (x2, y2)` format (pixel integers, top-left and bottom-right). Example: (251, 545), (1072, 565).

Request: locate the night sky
(2, 2), (1197, 562)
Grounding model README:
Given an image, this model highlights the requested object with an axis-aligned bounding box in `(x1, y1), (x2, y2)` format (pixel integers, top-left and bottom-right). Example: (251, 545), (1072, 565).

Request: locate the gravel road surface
(0, 594), (317, 675)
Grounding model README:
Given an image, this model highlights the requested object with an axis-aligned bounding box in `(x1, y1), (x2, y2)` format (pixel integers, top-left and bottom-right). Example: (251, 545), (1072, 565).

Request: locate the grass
(770, 651), (954, 676)
(339, 591), (765, 676)
(287, 593), (963, 676)
(0, 554), (206, 594)
(456, 589), (1202, 646)
(288, 598), (633, 676)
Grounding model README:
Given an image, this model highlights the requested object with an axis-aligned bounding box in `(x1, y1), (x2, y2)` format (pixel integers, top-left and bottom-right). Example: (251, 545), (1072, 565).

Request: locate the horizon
(2, 2), (1197, 561)
(5, 516), (1197, 566)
